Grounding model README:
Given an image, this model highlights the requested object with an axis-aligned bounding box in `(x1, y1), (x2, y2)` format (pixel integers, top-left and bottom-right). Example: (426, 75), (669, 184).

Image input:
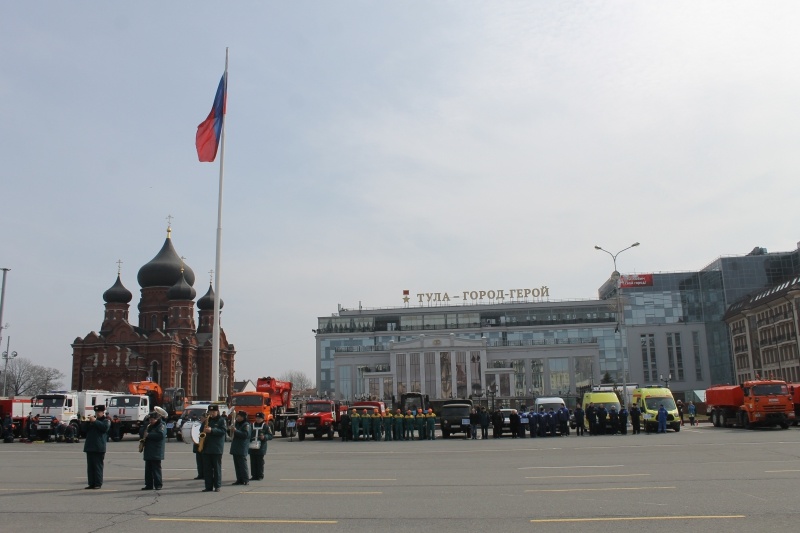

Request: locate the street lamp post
(2, 335), (18, 396)
(595, 242), (640, 408)
(660, 373), (672, 389)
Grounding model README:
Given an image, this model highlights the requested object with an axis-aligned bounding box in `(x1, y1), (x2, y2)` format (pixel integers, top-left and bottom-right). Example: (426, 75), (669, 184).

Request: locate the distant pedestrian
(630, 405), (641, 434)
(469, 409), (480, 440)
(687, 402), (696, 426)
(618, 406), (629, 435)
(677, 400), (684, 426)
(479, 407), (490, 439)
(573, 405), (585, 436)
(657, 404), (668, 433)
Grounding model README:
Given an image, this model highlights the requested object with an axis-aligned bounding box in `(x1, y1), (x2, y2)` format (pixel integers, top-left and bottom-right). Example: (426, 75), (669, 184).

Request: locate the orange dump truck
(706, 380), (794, 429)
(230, 377), (298, 437)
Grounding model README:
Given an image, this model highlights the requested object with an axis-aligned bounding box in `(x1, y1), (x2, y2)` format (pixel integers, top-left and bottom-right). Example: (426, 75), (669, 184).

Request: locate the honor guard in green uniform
(371, 410), (382, 441)
(201, 405), (227, 492)
(404, 410), (415, 440)
(230, 410), (252, 486)
(83, 405), (111, 489)
(360, 409), (371, 441)
(350, 409), (361, 441)
(426, 408), (437, 440)
(415, 409), (426, 440)
(383, 411), (393, 441)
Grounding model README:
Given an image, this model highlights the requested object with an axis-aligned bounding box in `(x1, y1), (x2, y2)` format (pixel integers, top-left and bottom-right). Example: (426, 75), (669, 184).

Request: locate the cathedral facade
(71, 228), (235, 401)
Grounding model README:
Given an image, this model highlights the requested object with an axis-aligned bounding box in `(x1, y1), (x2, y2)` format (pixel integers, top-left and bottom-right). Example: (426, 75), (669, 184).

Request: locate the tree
(601, 371), (614, 384)
(279, 370), (314, 391)
(3, 357), (65, 396)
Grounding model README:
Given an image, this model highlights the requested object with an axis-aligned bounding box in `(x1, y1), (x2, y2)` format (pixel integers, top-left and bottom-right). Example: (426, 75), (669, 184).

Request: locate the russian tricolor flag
(196, 74), (227, 162)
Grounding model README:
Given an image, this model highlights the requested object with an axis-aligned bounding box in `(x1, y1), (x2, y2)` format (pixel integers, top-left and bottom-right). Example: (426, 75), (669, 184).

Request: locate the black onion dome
(103, 275), (133, 304)
(197, 283), (224, 310)
(167, 271), (197, 301)
(137, 234), (196, 288)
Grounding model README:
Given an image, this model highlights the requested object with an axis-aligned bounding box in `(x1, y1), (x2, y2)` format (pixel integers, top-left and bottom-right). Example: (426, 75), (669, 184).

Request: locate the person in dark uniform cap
(83, 405), (110, 489)
(230, 410), (251, 485)
(140, 408), (167, 490)
(249, 412), (272, 481)
(201, 405), (227, 492)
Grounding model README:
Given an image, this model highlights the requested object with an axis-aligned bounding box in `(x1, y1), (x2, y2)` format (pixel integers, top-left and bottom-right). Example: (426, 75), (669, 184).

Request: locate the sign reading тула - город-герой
(403, 287), (550, 304)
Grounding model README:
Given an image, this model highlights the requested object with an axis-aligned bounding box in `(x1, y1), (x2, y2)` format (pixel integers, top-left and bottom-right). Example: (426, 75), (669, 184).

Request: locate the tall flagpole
(210, 47), (228, 401)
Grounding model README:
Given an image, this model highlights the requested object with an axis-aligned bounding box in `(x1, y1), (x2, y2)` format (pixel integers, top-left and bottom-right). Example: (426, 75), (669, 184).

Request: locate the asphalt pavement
(1, 424), (800, 533)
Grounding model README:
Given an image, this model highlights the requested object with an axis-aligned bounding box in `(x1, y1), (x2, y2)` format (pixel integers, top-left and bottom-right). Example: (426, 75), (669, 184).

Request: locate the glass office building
(316, 244), (800, 405)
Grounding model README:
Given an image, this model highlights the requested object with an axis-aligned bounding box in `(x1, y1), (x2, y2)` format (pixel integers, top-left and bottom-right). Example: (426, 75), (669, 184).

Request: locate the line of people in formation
(81, 404), (273, 492)
(469, 403), (651, 439)
(340, 408), (438, 441)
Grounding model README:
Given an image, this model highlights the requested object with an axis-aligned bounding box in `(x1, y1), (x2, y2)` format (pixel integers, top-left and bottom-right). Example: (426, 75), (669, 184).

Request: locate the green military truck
(440, 399), (473, 439)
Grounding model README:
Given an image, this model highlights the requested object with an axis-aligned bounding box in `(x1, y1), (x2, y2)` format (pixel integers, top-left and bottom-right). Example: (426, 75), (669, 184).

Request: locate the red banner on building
(619, 274), (653, 288)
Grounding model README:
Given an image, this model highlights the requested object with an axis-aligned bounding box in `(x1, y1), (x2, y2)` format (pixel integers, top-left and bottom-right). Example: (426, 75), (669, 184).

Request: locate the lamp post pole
(2, 336), (18, 396)
(660, 373), (672, 389)
(594, 243), (640, 408)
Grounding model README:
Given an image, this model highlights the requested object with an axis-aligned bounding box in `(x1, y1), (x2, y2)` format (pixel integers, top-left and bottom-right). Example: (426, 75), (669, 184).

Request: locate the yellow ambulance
(632, 386), (681, 432)
(581, 390), (622, 431)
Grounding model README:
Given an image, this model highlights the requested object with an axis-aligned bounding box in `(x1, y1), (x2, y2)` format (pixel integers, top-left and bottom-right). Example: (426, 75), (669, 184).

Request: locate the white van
(534, 396), (566, 413)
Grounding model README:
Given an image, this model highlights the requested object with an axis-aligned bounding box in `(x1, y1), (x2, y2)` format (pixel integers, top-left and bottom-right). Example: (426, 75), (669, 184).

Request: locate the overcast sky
(2, 2), (799, 389)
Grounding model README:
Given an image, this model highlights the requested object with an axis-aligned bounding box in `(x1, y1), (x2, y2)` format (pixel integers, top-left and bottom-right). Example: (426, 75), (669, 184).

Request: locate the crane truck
(230, 377), (298, 437)
(126, 381), (187, 437)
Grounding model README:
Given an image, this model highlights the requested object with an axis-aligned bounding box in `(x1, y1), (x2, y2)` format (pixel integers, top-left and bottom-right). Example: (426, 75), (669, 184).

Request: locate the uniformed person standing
(350, 409), (361, 441)
(371, 410), (382, 441)
(404, 410), (414, 440)
(249, 412), (272, 481)
(359, 409), (370, 441)
(83, 405), (110, 489)
(192, 413), (207, 479)
(383, 410), (393, 441)
(140, 409), (166, 490)
(425, 408), (436, 440)
(394, 409), (405, 441)
(201, 405), (227, 492)
(230, 410), (252, 485)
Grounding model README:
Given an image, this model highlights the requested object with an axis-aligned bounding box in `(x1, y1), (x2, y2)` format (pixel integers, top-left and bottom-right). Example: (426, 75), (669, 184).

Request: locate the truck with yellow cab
(632, 386), (681, 432)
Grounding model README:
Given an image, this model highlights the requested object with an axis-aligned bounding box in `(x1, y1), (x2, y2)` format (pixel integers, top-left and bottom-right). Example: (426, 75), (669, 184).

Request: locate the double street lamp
(660, 373), (672, 389)
(2, 335), (18, 396)
(594, 242), (640, 407)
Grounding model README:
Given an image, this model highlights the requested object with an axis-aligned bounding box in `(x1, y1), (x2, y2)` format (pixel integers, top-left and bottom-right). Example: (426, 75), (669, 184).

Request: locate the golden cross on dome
(116, 259), (123, 275)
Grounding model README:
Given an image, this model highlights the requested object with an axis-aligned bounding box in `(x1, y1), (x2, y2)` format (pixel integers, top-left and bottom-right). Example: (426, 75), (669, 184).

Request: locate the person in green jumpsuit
(383, 411), (393, 441)
(360, 409), (371, 441)
(415, 409), (426, 440)
(394, 409), (405, 441)
(350, 409), (361, 441)
(425, 408), (436, 440)
(371, 410), (382, 441)
(404, 410), (414, 440)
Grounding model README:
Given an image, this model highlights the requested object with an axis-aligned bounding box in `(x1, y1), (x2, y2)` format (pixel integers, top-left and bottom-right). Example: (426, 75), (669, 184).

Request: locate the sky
(2, 2), (799, 390)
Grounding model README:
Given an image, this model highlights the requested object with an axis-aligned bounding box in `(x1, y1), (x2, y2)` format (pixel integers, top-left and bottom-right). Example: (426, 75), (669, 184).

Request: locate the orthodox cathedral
(71, 227), (236, 401)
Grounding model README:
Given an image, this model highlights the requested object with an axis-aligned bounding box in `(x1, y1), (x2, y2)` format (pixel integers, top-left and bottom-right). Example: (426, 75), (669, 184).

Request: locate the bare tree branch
(3, 358), (64, 396)
(279, 370), (315, 391)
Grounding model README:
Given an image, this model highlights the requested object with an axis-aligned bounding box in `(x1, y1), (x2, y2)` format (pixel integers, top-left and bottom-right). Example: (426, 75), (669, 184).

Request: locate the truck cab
(296, 400), (340, 441)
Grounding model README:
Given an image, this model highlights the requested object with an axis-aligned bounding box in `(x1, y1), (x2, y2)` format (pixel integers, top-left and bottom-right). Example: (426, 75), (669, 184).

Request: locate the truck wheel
(298, 430), (306, 441)
(442, 429), (449, 439)
(742, 414), (751, 430)
(780, 422), (789, 429)
(280, 426), (287, 438)
(327, 427), (334, 440)
(673, 424), (680, 432)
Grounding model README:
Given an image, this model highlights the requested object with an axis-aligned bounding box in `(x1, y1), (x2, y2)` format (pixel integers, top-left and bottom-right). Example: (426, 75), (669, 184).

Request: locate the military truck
(440, 399), (473, 439)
